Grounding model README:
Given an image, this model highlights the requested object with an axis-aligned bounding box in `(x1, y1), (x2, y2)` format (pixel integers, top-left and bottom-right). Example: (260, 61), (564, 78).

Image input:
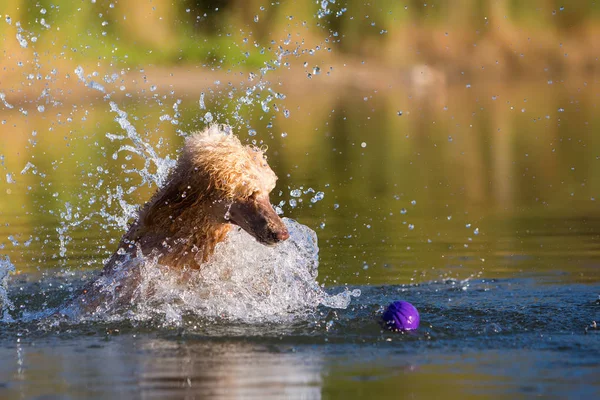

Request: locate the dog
(69, 125), (289, 314)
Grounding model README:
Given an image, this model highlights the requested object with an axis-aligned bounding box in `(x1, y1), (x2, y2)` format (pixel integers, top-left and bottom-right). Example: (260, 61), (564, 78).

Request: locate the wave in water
(4, 218), (359, 325)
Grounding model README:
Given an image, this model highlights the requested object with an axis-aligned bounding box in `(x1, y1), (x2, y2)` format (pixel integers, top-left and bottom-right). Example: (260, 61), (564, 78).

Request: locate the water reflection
(2, 333), (596, 399)
(137, 340), (323, 398)
(1, 81), (600, 286)
(0, 336), (324, 399)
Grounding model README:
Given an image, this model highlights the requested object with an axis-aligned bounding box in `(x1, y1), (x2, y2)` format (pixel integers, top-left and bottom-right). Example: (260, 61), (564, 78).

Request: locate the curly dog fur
(72, 125), (288, 312)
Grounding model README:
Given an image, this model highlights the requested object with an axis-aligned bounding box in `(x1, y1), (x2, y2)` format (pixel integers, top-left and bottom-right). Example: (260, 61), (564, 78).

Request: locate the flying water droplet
(310, 192), (325, 203)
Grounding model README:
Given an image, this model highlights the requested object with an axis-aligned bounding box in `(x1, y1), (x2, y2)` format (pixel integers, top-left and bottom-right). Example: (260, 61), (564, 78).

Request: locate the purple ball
(382, 301), (420, 331)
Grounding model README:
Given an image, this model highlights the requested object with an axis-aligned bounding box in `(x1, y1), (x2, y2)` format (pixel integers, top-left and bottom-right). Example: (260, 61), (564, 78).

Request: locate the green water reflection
(1, 81), (599, 287)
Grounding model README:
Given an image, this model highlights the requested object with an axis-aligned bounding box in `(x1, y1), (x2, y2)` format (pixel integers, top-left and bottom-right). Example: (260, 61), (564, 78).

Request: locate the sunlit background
(0, 1), (599, 398)
(1, 0), (599, 282)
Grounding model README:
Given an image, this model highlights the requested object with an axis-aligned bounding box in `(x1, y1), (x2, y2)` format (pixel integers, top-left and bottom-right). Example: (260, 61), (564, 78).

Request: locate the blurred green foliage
(1, 0), (598, 73)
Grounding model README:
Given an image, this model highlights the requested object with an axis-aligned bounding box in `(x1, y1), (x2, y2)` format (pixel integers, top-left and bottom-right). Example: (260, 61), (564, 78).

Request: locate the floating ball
(382, 301), (420, 331)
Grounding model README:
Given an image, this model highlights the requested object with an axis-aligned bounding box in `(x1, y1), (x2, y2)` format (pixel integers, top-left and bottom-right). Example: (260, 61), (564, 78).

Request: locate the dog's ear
(141, 169), (203, 232)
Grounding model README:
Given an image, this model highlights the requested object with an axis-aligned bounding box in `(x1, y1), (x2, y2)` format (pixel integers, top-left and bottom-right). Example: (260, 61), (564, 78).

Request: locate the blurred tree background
(1, 0), (598, 78)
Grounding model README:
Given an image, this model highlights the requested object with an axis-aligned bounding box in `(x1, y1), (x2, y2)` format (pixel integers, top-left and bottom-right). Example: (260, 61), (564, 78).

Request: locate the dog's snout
(229, 194), (291, 245)
(275, 226), (290, 242)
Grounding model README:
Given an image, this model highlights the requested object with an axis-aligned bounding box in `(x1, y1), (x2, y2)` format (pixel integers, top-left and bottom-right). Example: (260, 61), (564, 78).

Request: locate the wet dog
(69, 125), (289, 314)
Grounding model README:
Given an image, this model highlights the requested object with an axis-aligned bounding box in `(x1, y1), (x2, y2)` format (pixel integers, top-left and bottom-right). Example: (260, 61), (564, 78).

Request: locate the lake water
(0, 79), (599, 398)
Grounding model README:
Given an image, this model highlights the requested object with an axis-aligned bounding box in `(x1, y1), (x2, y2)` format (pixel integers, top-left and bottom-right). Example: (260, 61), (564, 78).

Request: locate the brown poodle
(72, 125), (289, 313)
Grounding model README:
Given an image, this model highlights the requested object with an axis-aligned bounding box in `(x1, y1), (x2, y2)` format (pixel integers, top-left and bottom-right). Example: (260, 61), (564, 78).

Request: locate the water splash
(108, 101), (175, 188)
(316, 0), (347, 19)
(0, 92), (14, 110)
(0, 256), (15, 322)
(61, 218), (359, 325)
(1, 1), (348, 327)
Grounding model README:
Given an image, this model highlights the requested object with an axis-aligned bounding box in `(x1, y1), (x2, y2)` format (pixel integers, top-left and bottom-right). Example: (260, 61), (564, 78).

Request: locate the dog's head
(183, 126), (289, 245)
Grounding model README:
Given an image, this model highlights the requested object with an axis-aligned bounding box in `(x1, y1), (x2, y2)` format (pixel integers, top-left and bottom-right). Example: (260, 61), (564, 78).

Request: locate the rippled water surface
(0, 278), (598, 399)
(1, 81), (599, 399)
